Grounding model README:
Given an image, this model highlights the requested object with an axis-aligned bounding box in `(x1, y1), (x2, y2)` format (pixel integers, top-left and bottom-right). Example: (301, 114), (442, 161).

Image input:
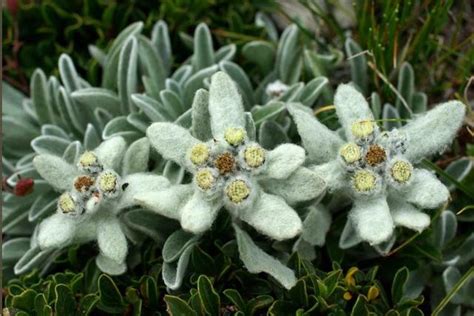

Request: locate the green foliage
(2, 0), (276, 91)
(3, 243), (425, 315)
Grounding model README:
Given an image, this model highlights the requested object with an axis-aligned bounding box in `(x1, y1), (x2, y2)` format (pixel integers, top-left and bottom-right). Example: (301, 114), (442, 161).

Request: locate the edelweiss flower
(265, 80), (289, 98)
(289, 84), (465, 247)
(136, 72), (326, 241)
(32, 137), (168, 274)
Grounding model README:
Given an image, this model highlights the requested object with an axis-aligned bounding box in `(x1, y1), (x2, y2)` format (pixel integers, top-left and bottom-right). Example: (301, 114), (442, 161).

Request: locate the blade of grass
(432, 266), (474, 316)
(422, 159), (474, 200)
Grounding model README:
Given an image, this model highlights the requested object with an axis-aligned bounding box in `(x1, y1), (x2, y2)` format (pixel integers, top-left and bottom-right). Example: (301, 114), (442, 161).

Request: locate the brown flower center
(74, 176), (95, 192)
(214, 152), (235, 175)
(365, 145), (386, 166)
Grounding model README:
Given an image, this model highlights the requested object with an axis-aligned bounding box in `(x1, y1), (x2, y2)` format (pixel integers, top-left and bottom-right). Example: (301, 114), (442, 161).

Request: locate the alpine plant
(135, 71), (326, 288)
(288, 84), (465, 250)
(31, 137), (168, 274)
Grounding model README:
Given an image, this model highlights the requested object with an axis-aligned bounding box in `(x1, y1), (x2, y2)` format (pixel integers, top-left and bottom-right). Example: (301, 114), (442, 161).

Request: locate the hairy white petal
(397, 169), (449, 209)
(118, 173), (170, 210)
(288, 103), (343, 163)
(259, 167), (326, 205)
(349, 196), (394, 245)
(401, 101), (466, 162)
(147, 122), (199, 170)
(95, 136), (127, 170)
(334, 84), (374, 140)
(37, 213), (77, 249)
(180, 192), (222, 234)
(208, 71), (246, 139)
(239, 192), (302, 241)
(389, 198), (430, 232)
(262, 144), (305, 179)
(33, 155), (78, 191)
(97, 215), (128, 263)
(134, 184), (194, 220)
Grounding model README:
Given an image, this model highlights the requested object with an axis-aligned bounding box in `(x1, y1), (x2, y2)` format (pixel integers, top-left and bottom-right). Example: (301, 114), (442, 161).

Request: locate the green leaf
(259, 120), (289, 150)
(31, 69), (54, 124)
(251, 101), (285, 125)
(2, 238), (31, 265)
(131, 94), (167, 122)
(215, 44), (236, 63)
(108, 21), (144, 59)
(433, 210), (457, 248)
(160, 89), (186, 119)
(193, 23), (214, 71)
(151, 20), (173, 74)
(28, 191), (57, 222)
(345, 38), (368, 95)
(163, 229), (200, 263)
(162, 244), (195, 290)
(31, 135), (70, 156)
(219, 61), (255, 109)
(54, 284), (76, 316)
(276, 25), (301, 84)
(71, 88), (121, 116)
(191, 246), (216, 275)
(102, 116), (141, 142)
(233, 224), (297, 290)
(183, 65), (218, 107)
(11, 289), (37, 312)
(97, 274), (125, 314)
(382, 104), (402, 130)
(164, 295), (197, 316)
(395, 62), (414, 117)
(242, 41), (275, 74)
(122, 208), (178, 243)
(59, 54), (81, 92)
(197, 275), (221, 316)
(443, 158), (473, 191)
(84, 124), (101, 150)
(289, 279), (309, 306)
(248, 295), (274, 315)
(140, 276), (160, 309)
(137, 35), (166, 92)
(14, 247), (55, 275)
(34, 293), (51, 316)
(223, 289), (247, 314)
(79, 294), (100, 316)
(324, 270), (342, 297)
(299, 77), (328, 106)
(118, 37), (138, 113)
(391, 267), (409, 304)
(350, 295), (369, 316)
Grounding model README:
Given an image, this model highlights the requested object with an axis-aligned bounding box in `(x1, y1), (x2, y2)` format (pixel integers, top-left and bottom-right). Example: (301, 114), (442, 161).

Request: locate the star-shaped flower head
(32, 137), (168, 274)
(288, 84), (465, 247)
(136, 71), (326, 241)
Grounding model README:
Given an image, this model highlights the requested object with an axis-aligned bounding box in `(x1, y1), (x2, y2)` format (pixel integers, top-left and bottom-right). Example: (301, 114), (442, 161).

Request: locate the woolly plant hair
(288, 84), (465, 251)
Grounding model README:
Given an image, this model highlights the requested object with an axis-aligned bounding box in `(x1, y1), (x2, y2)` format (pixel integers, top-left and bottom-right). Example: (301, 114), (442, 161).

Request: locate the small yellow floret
(99, 172), (117, 193)
(224, 127), (246, 146)
(351, 120), (374, 138)
(195, 169), (215, 190)
(58, 193), (75, 214)
(79, 151), (98, 167)
(244, 145), (266, 168)
(367, 286), (380, 301)
(391, 160), (412, 183)
(340, 143), (361, 164)
(353, 170), (377, 192)
(190, 143), (210, 165)
(226, 180), (250, 204)
(343, 292), (352, 301)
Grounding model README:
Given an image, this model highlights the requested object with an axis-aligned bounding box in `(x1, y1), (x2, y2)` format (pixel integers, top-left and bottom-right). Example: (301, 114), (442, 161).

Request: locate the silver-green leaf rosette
(25, 136), (168, 275)
(288, 84), (465, 252)
(135, 72), (326, 289)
